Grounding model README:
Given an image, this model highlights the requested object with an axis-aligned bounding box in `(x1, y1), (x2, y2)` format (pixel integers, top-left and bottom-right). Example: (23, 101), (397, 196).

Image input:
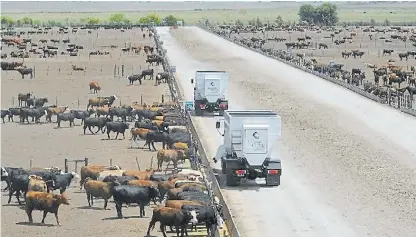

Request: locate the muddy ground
(0, 27), (179, 237)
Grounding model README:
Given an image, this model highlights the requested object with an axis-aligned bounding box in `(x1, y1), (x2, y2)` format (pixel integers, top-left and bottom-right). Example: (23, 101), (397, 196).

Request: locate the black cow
(127, 74), (142, 85)
(19, 107), (47, 123)
(134, 121), (158, 130)
(156, 72), (169, 84)
(135, 109), (161, 120)
(102, 175), (138, 183)
(145, 131), (169, 151)
(8, 170), (56, 204)
(1, 110), (10, 123)
(71, 109), (93, 125)
(56, 112), (75, 128)
(8, 174), (30, 204)
(8, 107), (21, 122)
(83, 117), (111, 134)
(182, 205), (219, 237)
(146, 58), (162, 66)
(2, 167), (24, 191)
(54, 172), (77, 194)
(1, 167), (9, 189)
(167, 132), (191, 149)
(109, 107), (133, 122)
(111, 185), (160, 218)
(26, 97), (48, 107)
(105, 122), (130, 139)
(141, 69), (154, 80)
(16, 67), (33, 79)
(150, 174), (170, 182)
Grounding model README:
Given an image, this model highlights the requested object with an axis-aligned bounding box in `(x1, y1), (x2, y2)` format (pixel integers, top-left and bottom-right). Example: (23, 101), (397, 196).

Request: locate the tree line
(1, 13), (184, 27)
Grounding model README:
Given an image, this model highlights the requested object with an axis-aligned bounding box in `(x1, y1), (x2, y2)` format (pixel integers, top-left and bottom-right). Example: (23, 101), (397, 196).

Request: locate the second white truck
(191, 71), (229, 116)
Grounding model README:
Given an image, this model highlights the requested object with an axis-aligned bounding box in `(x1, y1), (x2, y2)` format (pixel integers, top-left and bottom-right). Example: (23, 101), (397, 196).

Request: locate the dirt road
(158, 26), (416, 237)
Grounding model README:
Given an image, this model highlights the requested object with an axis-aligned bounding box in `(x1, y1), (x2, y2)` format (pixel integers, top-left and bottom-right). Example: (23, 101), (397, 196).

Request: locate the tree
(275, 15), (284, 27)
(139, 13), (162, 25)
(1, 16), (14, 26)
(298, 3), (338, 26)
(256, 17), (263, 26)
(21, 17), (33, 26)
(164, 15), (178, 26)
(146, 13), (161, 25)
(315, 3), (338, 26)
(109, 12), (125, 24)
(33, 19), (41, 27)
(298, 4), (316, 24)
(87, 17), (100, 25)
(235, 19), (244, 26)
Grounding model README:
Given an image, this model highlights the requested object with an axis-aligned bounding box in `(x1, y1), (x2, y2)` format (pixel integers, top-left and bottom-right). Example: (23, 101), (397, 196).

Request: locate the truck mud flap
(265, 174), (280, 186)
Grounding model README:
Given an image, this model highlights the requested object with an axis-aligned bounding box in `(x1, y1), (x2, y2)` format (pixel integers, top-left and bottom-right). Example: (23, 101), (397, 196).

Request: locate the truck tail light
(235, 170), (246, 176)
(219, 103), (228, 110)
(199, 104), (206, 109)
(268, 169), (279, 175)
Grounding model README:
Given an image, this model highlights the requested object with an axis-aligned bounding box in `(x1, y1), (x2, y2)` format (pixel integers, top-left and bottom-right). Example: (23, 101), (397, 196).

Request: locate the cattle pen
(200, 23), (416, 118)
(1, 25), (227, 237)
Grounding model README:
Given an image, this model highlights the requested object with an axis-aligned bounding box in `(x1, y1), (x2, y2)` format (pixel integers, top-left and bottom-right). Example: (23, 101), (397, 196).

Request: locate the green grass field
(2, 2), (416, 25)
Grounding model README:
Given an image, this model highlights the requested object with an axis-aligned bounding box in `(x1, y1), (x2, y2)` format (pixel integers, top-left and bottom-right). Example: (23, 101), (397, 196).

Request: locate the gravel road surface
(158, 26), (416, 237)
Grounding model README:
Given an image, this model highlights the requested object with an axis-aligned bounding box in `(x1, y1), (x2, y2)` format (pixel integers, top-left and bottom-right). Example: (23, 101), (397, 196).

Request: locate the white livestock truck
(191, 71), (228, 116)
(214, 110), (282, 186)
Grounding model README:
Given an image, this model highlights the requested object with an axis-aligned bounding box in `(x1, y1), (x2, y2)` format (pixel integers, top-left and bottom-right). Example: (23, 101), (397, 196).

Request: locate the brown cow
(25, 191), (70, 226)
(146, 207), (198, 237)
(122, 169), (154, 180)
(79, 165), (121, 189)
(157, 149), (186, 171)
(89, 80), (101, 93)
(46, 106), (69, 122)
(84, 178), (114, 209)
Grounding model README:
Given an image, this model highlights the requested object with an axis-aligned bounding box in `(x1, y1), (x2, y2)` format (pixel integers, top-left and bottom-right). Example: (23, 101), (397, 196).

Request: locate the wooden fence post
(33, 66), (36, 78)
(114, 64), (116, 77)
(161, 94), (164, 103)
(122, 65), (124, 77)
(64, 158), (68, 173)
(140, 95), (143, 105)
(84, 158), (89, 166)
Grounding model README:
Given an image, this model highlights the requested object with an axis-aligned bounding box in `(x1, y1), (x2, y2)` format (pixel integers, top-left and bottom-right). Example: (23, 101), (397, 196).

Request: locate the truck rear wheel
(194, 101), (203, 116)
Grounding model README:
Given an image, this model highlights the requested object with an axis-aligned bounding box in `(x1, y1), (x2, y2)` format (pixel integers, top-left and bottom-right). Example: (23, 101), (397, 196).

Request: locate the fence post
(29, 159), (33, 169)
(55, 96), (58, 106)
(33, 66), (36, 78)
(77, 97), (80, 109)
(161, 94), (164, 103)
(117, 66), (120, 76)
(122, 65), (124, 77)
(140, 95), (143, 105)
(64, 158), (68, 173)
(84, 158), (89, 166)
(114, 64), (116, 77)
(12, 96), (14, 107)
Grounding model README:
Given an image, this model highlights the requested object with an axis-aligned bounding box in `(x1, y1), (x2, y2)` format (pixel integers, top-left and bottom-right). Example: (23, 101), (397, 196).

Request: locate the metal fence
(153, 28), (241, 237)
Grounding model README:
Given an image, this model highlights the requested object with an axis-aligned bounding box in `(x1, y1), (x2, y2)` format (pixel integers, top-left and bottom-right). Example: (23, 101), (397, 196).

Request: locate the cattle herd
(206, 22), (416, 111)
(1, 25), (223, 237)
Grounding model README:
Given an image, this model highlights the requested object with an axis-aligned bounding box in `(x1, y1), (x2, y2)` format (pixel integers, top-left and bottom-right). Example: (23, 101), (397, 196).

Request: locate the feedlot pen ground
(1, 28), (177, 237)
